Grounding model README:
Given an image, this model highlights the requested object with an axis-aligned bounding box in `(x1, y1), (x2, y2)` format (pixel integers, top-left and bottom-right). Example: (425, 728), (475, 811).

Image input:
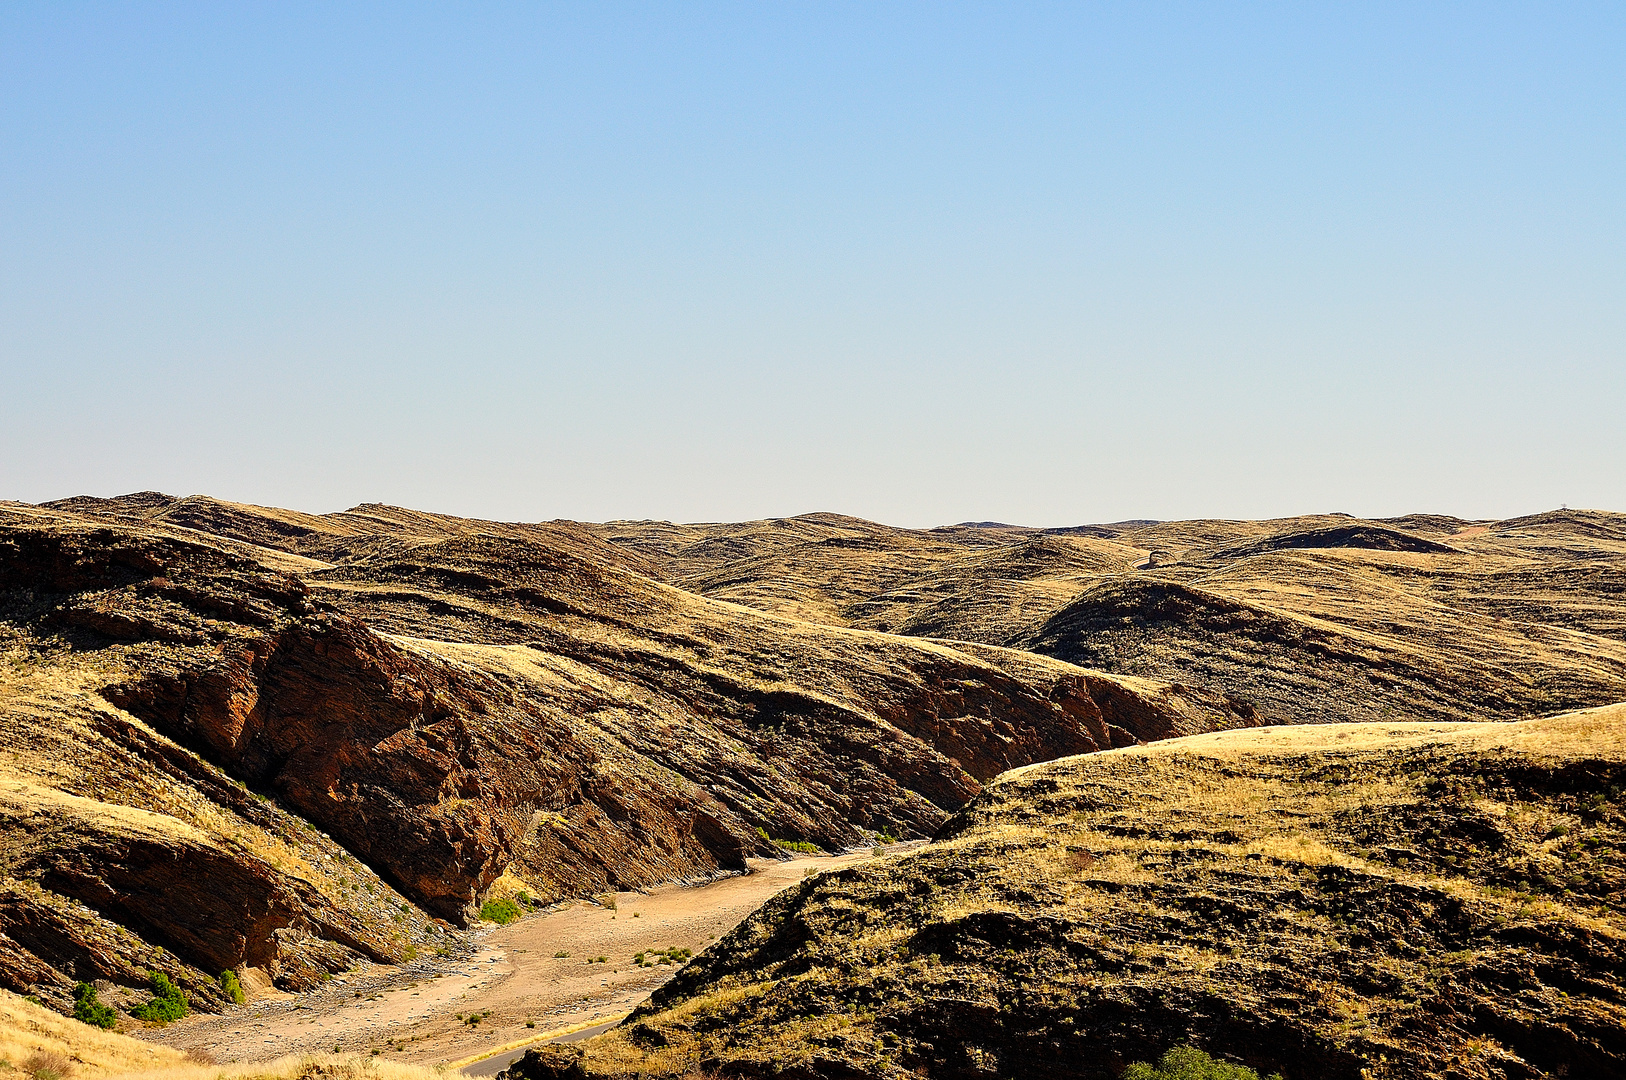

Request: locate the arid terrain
(1, 493), (1623, 1080)
(140, 850), (876, 1071)
(0, 494), (1242, 1017)
(517, 706), (1626, 1079)
(596, 510), (1626, 726)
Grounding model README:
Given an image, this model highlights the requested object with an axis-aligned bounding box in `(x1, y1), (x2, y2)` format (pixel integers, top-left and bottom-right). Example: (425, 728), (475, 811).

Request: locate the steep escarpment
(0, 500), (1237, 1019)
(512, 707), (1626, 1080)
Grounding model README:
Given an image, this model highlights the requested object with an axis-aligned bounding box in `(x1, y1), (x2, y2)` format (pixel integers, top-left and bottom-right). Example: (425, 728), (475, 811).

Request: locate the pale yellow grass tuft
(106, 1054), (447, 1080)
(0, 992), (446, 1080)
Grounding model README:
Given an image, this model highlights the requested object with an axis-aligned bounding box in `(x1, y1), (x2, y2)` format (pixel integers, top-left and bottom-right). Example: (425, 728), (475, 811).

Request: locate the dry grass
(0, 990), (187, 1079)
(538, 701), (1626, 1078)
(104, 1055), (448, 1080)
(0, 988), (447, 1080)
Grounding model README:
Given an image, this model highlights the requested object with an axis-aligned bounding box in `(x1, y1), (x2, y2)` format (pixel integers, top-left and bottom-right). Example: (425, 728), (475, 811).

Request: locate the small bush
(128, 971), (188, 1024)
(641, 946), (692, 968)
(773, 839), (819, 854)
(217, 969), (246, 1005)
(479, 897), (521, 925)
(23, 1051), (71, 1080)
(1122, 1045), (1281, 1080)
(554, 950), (571, 958)
(71, 982), (116, 1029)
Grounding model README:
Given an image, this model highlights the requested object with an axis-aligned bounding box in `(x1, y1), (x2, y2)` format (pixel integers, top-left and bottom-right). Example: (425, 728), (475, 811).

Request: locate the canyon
(2, 494), (1623, 1079)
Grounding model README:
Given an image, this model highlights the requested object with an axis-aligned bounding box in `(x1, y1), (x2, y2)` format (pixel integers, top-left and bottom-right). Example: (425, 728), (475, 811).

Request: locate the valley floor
(134, 851), (882, 1071)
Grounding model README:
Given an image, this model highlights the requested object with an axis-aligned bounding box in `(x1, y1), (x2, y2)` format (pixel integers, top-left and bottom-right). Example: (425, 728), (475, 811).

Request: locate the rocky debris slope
(0, 498), (1239, 1018)
(514, 706), (1626, 1080)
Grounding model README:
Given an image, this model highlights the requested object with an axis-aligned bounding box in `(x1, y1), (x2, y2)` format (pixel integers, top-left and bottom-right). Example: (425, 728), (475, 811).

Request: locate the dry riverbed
(137, 851), (886, 1070)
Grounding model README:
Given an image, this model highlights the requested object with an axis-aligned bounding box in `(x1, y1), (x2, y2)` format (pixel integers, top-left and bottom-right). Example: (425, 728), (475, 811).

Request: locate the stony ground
(5, 493), (1625, 1080)
(136, 852), (875, 1070)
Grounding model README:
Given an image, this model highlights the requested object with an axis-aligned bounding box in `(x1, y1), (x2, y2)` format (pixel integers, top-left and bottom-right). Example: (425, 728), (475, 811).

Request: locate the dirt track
(138, 851), (882, 1069)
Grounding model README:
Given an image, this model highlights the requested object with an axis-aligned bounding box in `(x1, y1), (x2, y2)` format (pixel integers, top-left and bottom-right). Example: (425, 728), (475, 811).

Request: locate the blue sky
(3, 3), (1622, 526)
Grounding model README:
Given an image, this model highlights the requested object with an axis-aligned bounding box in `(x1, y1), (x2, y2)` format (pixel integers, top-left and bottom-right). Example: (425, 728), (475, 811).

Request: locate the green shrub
(479, 897), (521, 925)
(217, 969), (245, 1005)
(773, 839), (819, 854)
(128, 971), (188, 1023)
(71, 983), (117, 1029)
(1123, 1046), (1281, 1080)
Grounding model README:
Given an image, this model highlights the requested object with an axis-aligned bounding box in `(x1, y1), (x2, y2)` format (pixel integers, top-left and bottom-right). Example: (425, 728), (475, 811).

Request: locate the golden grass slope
(593, 509), (1626, 726)
(519, 705), (1626, 1080)
(0, 987), (443, 1080)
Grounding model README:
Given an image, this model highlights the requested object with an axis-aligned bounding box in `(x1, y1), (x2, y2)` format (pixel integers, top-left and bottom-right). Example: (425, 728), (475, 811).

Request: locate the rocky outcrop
(510, 707), (1626, 1080)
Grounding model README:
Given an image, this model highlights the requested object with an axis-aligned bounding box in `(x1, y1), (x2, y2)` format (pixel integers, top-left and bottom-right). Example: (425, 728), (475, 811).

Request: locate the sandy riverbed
(138, 850), (885, 1070)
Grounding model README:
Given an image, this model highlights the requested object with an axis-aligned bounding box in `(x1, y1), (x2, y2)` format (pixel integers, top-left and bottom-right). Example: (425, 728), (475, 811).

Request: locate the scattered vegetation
(128, 971), (188, 1024)
(479, 897), (521, 925)
(70, 984), (115, 1030)
(757, 825), (820, 854)
(1123, 1046), (1282, 1080)
(774, 839), (819, 854)
(217, 969), (246, 1005)
(22, 1051), (71, 1080)
(633, 946), (692, 968)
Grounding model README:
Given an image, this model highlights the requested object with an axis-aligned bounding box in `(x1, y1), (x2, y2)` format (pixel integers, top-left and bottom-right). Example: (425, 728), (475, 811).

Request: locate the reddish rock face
(103, 619), (527, 919)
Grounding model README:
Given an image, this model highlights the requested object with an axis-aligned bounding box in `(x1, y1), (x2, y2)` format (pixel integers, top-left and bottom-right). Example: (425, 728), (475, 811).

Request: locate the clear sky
(3, 4), (1622, 527)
